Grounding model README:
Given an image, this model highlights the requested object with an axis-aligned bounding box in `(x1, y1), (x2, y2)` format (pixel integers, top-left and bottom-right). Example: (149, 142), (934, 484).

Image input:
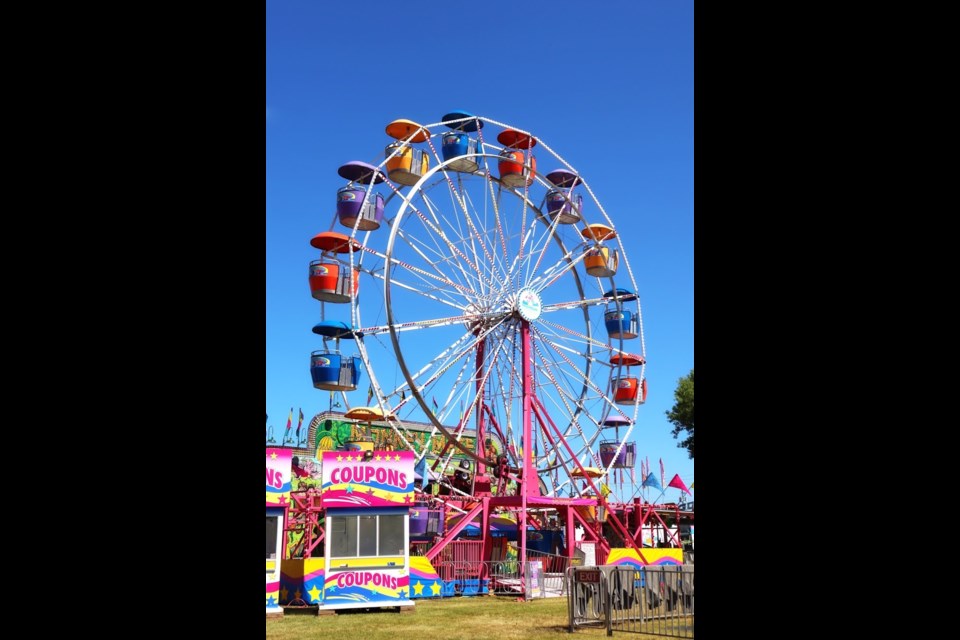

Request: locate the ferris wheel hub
(514, 288), (543, 322)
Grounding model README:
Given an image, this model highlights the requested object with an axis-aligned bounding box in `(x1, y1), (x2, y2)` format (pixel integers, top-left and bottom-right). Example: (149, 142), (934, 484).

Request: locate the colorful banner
(321, 450), (414, 508)
(310, 418), (504, 468)
(266, 448), (292, 507)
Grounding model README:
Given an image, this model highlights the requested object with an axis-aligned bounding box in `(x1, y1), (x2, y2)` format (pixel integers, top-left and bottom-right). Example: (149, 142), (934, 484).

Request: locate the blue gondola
(310, 350), (362, 391)
(440, 110), (484, 173)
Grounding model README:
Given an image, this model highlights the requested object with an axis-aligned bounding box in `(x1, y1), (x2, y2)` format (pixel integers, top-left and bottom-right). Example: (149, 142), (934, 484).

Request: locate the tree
(666, 369), (694, 459)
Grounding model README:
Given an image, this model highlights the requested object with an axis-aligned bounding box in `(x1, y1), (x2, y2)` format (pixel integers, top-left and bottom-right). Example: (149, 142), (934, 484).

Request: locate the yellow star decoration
(394, 454), (401, 461)
(270, 452), (278, 459)
(347, 454), (355, 462)
(374, 454), (382, 461)
(279, 587), (289, 601)
(430, 582), (442, 595)
(412, 580), (424, 595)
(336, 454), (343, 462)
(293, 589), (302, 600)
(308, 585), (322, 603)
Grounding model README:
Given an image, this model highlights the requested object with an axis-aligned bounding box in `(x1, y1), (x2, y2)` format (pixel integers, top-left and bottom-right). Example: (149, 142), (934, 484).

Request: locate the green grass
(267, 596), (674, 640)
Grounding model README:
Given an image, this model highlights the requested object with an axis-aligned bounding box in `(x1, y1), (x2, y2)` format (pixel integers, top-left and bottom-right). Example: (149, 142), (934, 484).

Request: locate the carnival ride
(285, 112), (690, 600)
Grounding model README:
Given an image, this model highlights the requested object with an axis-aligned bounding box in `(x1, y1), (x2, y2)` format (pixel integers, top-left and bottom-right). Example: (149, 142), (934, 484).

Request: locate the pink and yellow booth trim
(282, 557), (416, 605)
(267, 448), (291, 613)
(280, 558), (324, 606)
(266, 580), (281, 609)
(266, 448), (292, 507)
(323, 556), (411, 606)
(409, 556), (455, 598)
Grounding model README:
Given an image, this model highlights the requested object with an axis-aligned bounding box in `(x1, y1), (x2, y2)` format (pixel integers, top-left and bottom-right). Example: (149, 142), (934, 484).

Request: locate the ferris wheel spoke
(540, 297), (609, 313)
(357, 309), (501, 337)
(527, 248), (590, 295)
(414, 193), (482, 296)
(482, 172), (512, 286)
(454, 186), (500, 298)
(441, 190), (514, 299)
(397, 315), (510, 413)
(392, 227), (479, 300)
(379, 272), (470, 314)
(403, 191), (488, 291)
(528, 327), (615, 459)
(532, 325), (619, 419)
(501, 225), (537, 296)
(537, 316), (612, 356)
(428, 169), (493, 274)
(525, 210), (569, 283)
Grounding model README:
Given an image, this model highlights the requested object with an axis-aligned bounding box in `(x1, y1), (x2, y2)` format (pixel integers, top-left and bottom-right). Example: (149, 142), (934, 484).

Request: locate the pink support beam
(520, 321), (537, 497)
(425, 500), (485, 562)
(475, 339), (486, 476)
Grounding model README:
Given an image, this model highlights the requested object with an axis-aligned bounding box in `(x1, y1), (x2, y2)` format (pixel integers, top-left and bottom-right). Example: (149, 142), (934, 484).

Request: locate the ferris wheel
(308, 111), (648, 502)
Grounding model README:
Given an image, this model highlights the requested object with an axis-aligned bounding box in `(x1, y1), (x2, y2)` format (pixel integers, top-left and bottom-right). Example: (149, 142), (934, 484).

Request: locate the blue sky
(267, 0), (693, 501)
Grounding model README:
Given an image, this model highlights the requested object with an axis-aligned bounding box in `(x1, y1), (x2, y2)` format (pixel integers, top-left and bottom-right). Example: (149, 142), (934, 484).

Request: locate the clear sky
(267, 0), (693, 501)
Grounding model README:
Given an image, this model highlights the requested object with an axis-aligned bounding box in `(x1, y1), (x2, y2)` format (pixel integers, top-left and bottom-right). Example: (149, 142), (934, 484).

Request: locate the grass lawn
(267, 596), (675, 639)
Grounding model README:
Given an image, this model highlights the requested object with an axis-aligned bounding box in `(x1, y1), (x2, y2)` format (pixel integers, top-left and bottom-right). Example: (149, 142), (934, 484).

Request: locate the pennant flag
(401, 389), (406, 401)
(414, 455), (427, 482)
(296, 408), (304, 437)
(690, 482), (694, 490)
(659, 458), (665, 489)
(367, 385), (373, 405)
(667, 473), (692, 495)
(285, 407), (293, 431)
(459, 399), (464, 423)
(432, 397), (439, 416)
(642, 472), (661, 490)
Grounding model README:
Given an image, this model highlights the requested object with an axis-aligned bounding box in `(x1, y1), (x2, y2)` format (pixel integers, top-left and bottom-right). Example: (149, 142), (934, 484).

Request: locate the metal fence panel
(567, 566), (608, 632)
(606, 564), (694, 638)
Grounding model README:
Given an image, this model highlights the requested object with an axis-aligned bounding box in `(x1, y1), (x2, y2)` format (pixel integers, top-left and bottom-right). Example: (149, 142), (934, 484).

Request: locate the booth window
(329, 514), (405, 558)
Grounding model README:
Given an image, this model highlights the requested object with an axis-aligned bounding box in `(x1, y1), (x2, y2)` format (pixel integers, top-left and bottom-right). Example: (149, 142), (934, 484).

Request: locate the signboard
(312, 418), (503, 466)
(321, 450), (414, 508)
(266, 448), (292, 507)
(576, 569), (601, 584)
(526, 561), (544, 600)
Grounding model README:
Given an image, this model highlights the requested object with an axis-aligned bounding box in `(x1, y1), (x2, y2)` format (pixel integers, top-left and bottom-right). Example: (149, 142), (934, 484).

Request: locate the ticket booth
(266, 448), (292, 617)
(318, 450), (416, 611)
